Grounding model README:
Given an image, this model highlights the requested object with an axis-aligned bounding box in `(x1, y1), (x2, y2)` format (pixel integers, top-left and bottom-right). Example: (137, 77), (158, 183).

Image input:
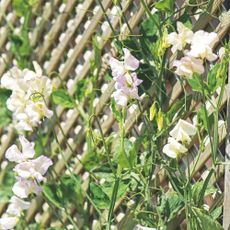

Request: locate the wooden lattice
(0, 0), (230, 229)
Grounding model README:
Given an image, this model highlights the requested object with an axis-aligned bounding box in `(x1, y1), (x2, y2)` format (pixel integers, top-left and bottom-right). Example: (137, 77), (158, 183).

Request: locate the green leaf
(89, 183), (110, 209)
(116, 139), (137, 169)
(155, 0), (174, 12)
(52, 90), (74, 108)
(12, 0), (30, 16)
(140, 17), (159, 37)
(157, 192), (184, 222)
(101, 179), (130, 200)
(0, 88), (12, 127)
(92, 36), (102, 70)
(187, 74), (204, 93)
(193, 207), (224, 230)
(197, 169), (214, 206)
(198, 106), (214, 131)
(211, 206), (222, 220)
(167, 95), (192, 122)
(111, 98), (122, 123)
(192, 176), (216, 207)
(9, 10), (33, 68)
(43, 184), (62, 208)
(207, 62), (227, 93)
(60, 175), (84, 206)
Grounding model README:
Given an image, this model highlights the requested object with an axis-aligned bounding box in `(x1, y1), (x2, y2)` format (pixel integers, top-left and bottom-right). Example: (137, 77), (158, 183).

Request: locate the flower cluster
(0, 136), (52, 230)
(168, 22), (219, 78)
(1, 62), (53, 132)
(109, 48), (142, 107)
(163, 119), (197, 158)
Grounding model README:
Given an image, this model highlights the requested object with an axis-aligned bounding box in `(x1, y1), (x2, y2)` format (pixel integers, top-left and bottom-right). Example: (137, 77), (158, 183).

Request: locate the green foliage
(187, 74), (204, 94)
(193, 207), (224, 230)
(111, 98), (122, 123)
(191, 171), (216, 207)
(92, 36), (102, 71)
(52, 89), (75, 108)
(43, 175), (84, 208)
(0, 168), (16, 203)
(198, 105), (214, 132)
(157, 192), (184, 222)
(167, 95), (192, 122)
(12, 0), (37, 16)
(9, 3), (33, 69)
(115, 138), (139, 169)
(89, 183), (110, 209)
(207, 62), (227, 94)
(0, 89), (12, 127)
(155, 0), (175, 13)
(75, 79), (92, 102)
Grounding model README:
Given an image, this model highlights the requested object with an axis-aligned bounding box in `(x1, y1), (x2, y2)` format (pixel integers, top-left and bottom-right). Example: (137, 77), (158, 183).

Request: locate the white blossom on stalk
(109, 48), (140, 79)
(0, 215), (18, 230)
(12, 178), (42, 199)
(169, 119), (197, 144)
(5, 135), (35, 163)
(109, 48), (142, 107)
(4, 136), (52, 200)
(188, 30), (218, 61)
(173, 56), (204, 78)
(168, 21), (193, 53)
(163, 137), (188, 158)
(6, 196), (30, 216)
(0, 196), (30, 230)
(14, 156), (53, 182)
(0, 61), (53, 132)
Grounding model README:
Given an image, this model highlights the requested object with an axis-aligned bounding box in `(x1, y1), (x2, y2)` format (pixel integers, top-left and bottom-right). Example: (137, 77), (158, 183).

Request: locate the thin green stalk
(51, 122), (102, 216)
(106, 177), (120, 230)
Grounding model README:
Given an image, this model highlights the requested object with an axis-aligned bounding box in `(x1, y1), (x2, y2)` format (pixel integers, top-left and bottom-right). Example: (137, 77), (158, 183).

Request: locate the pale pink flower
(109, 48), (140, 79)
(0, 215), (18, 230)
(6, 196), (30, 216)
(14, 155), (53, 182)
(109, 48), (142, 107)
(12, 178), (42, 198)
(5, 136), (35, 163)
(115, 73), (142, 99)
(173, 56), (204, 78)
(112, 90), (129, 107)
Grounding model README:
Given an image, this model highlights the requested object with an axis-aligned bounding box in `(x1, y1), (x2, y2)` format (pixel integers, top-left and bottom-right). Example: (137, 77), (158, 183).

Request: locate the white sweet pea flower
(163, 137), (188, 158)
(188, 31), (218, 61)
(173, 56), (204, 78)
(0, 215), (18, 230)
(112, 89), (129, 107)
(14, 155), (53, 182)
(6, 196), (30, 216)
(5, 136), (35, 163)
(169, 119), (197, 144)
(1, 67), (27, 91)
(1, 62), (53, 132)
(109, 48), (140, 79)
(168, 21), (193, 53)
(12, 178), (42, 199)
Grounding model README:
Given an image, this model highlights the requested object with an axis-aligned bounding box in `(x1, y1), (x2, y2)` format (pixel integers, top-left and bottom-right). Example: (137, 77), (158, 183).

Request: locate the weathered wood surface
(0, 0), (229, 229)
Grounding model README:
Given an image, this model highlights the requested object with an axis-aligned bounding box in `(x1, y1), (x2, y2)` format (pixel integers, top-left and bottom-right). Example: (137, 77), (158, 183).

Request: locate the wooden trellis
(0, 0), (229, 229)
